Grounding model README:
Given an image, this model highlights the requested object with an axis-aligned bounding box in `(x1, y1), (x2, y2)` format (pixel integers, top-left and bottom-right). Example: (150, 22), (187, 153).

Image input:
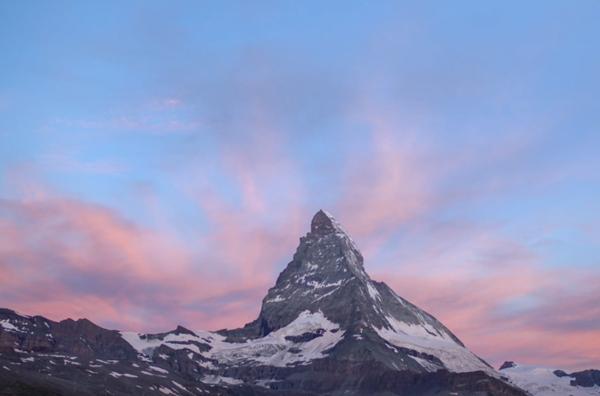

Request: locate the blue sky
(0, 1), (599, 369)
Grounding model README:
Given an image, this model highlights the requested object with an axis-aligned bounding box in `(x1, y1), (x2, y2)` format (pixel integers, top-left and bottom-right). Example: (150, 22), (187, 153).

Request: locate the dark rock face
(0, 210), (530, 395)
(500, 361), (517, 370)
(0, 308), (228, 395)
(566, 369), (600, 387)
(284, 329), (325, 343)
(552, 368), (600, 387)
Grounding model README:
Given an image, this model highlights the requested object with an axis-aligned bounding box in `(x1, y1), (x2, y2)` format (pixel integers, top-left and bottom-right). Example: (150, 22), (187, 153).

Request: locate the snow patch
(172, 381), (188, 392)
(0, 320), (21, 332)
(375, 315), (493, 374)
(409, 355), (442, 371)
(265, 295), (285, 303)
(121, 331), (208, 355)
(501, 364), (600, 396)
(122, 311), (343, 369)
(306, 279), (342, 289)
(158, 386), (177, 395)
(109, 372), (138, 378)
(201, 375), (243, 386)
(255, 379), (280, 388)
(366, 283), (381, 302)
(208, 310), (344, 367)
(149, 365), (169, 374)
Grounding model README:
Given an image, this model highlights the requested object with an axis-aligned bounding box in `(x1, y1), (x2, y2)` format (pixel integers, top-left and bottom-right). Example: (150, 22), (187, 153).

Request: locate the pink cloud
(0, 194), (278, 332)
(0, 120), (309, 333)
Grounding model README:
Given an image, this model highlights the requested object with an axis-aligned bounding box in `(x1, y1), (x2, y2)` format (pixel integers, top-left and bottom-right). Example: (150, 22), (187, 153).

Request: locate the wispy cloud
(1, 2), (599, 372)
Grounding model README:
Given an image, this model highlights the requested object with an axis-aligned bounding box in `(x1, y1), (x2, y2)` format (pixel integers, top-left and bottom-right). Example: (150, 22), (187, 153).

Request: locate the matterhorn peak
(310, 209), (340, 235)
(308, 209), (361, 258)
(0, 209), (530, 396)
(235, 210), (470, 353)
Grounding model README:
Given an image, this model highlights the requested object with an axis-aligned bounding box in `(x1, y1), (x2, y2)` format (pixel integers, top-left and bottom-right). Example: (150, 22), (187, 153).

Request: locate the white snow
(374, 314), (494, 374)
(158, 386), (176, 395)
(95, 359), (118, 364)
(265, 295), (285, 303)
(109, 372), (137, 378)
(313, 287), (340, 302)
(149, 365), (169, 374)
(501, 364), (600, 396)
(208, 310), (344, 367)
(121, 310), (344, 369)
(195, 359), (217, 369)
(306, 280), (342, 289)
(366, 282), (381, 302)
(409, 355), (442, 371)
(64, 359), (81, 366)
(255, 379), (280, 388)
(201, 375), (243, 386)
(172, 381), (188, 392)
(0, 320), (21, 332)
(121, 331), (208, 355)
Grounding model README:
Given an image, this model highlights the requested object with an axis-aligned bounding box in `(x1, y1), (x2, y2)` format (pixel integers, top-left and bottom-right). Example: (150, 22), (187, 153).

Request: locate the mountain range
(0, 210), (598, 395)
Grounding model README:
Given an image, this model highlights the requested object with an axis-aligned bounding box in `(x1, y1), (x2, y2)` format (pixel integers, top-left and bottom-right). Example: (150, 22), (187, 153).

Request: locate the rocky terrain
(0, 210), (574, 395)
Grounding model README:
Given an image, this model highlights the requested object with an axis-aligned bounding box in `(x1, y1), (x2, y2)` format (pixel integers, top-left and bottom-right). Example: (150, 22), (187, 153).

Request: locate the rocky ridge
(0, 210), (535, 395)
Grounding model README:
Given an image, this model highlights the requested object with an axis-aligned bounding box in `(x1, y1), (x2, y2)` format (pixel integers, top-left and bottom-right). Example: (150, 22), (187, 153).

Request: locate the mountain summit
(0, 211), (529, 395)
(310, 209), (340, 234)
(226, 210), (488, 373)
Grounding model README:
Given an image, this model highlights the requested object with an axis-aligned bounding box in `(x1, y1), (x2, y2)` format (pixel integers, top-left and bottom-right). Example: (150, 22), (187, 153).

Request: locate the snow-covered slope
(374, 314), (492, 374)
(500, 362), (600, 396)
(122, 310), (344, 368)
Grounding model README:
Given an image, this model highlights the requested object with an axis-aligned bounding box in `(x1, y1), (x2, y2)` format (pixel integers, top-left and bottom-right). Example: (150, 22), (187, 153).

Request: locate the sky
(0, 1), (599, 371)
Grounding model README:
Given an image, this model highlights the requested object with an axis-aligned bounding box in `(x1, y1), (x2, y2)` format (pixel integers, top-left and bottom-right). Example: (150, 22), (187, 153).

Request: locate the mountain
(499, 362), (600, 395)
(0, 210), (529, 395)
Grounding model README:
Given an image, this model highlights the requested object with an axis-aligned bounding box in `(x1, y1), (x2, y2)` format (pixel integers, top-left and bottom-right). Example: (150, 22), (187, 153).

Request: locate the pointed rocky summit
(310, 209), (340, 234)
(0, 210), (529, 395)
